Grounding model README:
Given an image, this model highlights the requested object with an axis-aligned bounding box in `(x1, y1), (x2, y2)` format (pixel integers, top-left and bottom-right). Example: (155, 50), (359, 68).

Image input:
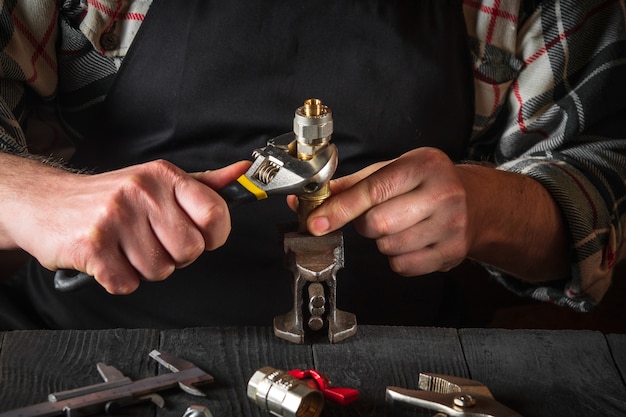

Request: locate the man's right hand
(0, 153), (249, 294)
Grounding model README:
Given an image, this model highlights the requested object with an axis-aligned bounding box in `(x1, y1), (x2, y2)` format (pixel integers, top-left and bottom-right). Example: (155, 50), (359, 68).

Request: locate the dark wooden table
(0, 326), (624, 417)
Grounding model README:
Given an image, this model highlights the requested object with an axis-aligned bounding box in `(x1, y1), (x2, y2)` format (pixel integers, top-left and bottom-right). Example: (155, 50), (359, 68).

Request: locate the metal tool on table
(385, 373), (522, 417)
(247, 366), (359, 417)
(0, 350), (214, 417)
(183, 405), (214, 417)
(273, 99), (356, 344)
(53, 102), (338, 291)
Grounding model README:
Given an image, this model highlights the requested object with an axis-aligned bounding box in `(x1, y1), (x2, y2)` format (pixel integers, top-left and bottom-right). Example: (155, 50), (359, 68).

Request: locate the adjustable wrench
(219, 132), (337, 207)
(53, 134), (338, 291)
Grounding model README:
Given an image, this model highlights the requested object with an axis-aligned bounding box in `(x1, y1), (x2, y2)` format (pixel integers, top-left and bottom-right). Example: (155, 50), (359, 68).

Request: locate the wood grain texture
(312, 326), (467, 417)
(154, 326), (469, 417)
(459, 328), (626, 417)
(157, 326), (315, 417)
(1, 327), (625, 417)
(0, 328), (159, 413)
(607, 334), (626, 386)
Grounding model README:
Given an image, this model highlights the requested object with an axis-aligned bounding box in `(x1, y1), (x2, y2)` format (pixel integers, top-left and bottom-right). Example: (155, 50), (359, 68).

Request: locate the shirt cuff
(487, 155), (619, 311)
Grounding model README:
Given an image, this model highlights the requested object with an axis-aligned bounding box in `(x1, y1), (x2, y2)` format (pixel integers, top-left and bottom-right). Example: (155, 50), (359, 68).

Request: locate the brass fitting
(293, 98), (333, 160)
(294, 99), (333, 232)
(247, 366), (324, 417)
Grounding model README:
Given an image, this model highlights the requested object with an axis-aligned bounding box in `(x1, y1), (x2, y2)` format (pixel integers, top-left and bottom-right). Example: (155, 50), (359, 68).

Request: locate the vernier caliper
(0, 350), (213, 417)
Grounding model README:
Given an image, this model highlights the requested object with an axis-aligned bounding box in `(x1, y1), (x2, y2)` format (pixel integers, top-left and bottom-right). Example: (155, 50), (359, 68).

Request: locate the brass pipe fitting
(247, 367), (324, 417)
(293, 99), (334, 232)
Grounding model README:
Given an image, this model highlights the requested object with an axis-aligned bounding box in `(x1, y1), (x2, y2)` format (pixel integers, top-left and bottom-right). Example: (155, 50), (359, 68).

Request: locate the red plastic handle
(288, 369), (359, 406)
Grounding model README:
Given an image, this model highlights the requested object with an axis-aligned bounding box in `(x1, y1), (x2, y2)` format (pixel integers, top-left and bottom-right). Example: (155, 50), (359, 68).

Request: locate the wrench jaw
(273, 231), (357, 344)
(246, 141), (338, 197)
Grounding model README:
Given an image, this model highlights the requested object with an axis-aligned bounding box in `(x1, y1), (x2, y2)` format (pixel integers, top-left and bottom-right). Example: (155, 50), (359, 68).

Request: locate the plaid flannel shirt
(0, 0), (624, 311)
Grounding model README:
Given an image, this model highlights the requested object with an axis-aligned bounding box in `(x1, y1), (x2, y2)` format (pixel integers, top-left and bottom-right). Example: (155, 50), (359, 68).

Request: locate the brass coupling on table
(247, 367), (324, 417)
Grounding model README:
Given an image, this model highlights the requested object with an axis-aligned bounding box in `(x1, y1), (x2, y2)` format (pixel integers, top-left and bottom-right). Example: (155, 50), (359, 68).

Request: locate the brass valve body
(294, 99), (333, 232)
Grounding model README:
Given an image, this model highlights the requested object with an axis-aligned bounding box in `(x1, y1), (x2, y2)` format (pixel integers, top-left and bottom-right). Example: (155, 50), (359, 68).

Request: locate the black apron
(15, 0), (473, 329)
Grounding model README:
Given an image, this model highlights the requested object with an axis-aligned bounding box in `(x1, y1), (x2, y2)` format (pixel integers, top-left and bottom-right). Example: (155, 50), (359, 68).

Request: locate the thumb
(191, 160), (252, 189)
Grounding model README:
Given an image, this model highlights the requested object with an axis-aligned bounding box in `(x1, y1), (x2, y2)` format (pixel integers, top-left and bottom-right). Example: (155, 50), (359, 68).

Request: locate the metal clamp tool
(273, 231), (356, 344)
(386, 373), (522, 417)
(0, 350), (213, 417)
(272, 99), (356, 344)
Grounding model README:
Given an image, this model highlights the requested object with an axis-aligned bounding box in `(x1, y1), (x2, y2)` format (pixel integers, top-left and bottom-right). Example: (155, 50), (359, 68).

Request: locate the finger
(61, 218), (142, 295)
(86, 248), (142, 295)
(184, 163), (253, 250)
(285, 161), (389, 213)
(146, 199), (206, 268)
(174, 177), (231, 251)
(327, 160), (391, 195)
(190, 160), (252, 189)
(286, 194), (298, 212)
(120, 216), (179, 281)
(285, 167), (381, 212)
(387, 243), (463, 277)
(308, 156), (422, 235)
(353, 188), (432, 239)
(374, 212), (468, 262)
(373, 222), (434, 257)
(116, 164), (209, 269)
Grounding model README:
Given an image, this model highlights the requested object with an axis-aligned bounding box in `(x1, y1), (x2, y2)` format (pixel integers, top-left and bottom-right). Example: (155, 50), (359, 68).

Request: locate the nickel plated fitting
(294, 99), (334, 232)
(293, 99), (333, 160)
(247, 366), (324, 417)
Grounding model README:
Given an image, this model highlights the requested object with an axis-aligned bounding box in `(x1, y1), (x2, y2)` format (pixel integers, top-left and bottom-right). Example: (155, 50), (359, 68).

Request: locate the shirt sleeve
(0, 1), (150, 155)
(0, 2), (60, 155)
(465, 0), (626, 311)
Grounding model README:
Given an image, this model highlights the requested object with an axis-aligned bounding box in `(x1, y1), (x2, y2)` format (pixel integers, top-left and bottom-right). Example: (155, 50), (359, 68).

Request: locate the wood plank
(157, 326), (467, 417)
(607, 334), (626, 385)
(2, 327), (624, 417)
(0, 328), (159, 413)
(156, 326), (316, 417)
(460, 328), (626, 417)
(311, 326), (468, 417)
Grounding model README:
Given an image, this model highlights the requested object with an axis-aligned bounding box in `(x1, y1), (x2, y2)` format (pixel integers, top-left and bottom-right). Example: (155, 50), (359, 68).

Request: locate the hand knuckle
(149, 159), (178, 175)
(419, 147), (447, 168)
(69, 228), (106, 266)
(367, 209), (395, 236)
(203, 206), (228, 232)
(152, 263), (176, 281)
(176, 237), (205, 265)
(376, 236), (392, 254)
(388, 256), (412, 277)
(366, 176), (397, 206)
(93, 268), (137, 295)
(187, 238), (206, 260)
(200, 204), (230, 250)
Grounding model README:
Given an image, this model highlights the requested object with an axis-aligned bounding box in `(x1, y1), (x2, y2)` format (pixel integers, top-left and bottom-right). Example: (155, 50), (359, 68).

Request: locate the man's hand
(0, 154), (250, 294)
(306, 148), (472, 276)
(305, 147), (569, 281)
